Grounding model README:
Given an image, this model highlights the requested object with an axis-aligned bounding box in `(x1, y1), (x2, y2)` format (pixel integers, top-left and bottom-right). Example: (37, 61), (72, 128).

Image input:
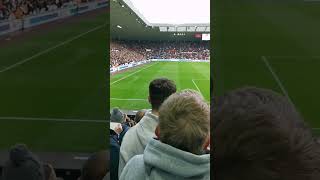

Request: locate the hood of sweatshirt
(144, 138), (210, 179)
(135, 111), (159, 148)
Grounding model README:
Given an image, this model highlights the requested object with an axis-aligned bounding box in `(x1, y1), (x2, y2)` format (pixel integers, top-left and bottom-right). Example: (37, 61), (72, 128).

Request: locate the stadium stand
(0, 0), (99, 21)
(110, 40), (210, 68)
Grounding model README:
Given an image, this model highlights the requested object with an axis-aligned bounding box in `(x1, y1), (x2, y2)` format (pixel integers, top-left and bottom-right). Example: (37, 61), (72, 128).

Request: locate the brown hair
(212, 87), (320, 180)
(159, 89), (210, 154)
(134, 110), (146, 123)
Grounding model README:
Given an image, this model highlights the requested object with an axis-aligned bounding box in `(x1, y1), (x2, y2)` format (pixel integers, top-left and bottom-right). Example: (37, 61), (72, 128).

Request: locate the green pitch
(111, 62), (210, 110)
(213, 1), (320, 134)
(0, 10), (108, 152)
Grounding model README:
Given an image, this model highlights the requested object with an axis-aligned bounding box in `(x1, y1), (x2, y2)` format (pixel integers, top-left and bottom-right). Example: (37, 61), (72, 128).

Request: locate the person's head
(148, 78), (176, 111)
(157, 89), (210, 155)
(134, 109), (146, 123)
(212, 87), (320, 180)
(2, 144), (45, 180)
(79, 151), (108, 180)
(110, 108), (125, 123)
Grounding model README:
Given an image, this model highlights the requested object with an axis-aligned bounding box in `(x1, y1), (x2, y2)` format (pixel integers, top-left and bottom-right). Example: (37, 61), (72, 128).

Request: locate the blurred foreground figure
(212, 87), (320, 180)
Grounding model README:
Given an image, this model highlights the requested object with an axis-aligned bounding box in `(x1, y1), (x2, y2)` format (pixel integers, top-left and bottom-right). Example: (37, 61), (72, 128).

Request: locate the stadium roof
(111, 0), (210, 41)
(123, 0), (210, 25)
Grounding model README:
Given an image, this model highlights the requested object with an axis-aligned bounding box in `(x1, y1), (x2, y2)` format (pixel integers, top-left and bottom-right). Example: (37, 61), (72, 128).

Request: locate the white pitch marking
(0, 117), (106, 123)
(262, 56), (294, 105)
(110, 63), (158, 86)
(192, 79), (203, 96)
(0, 24), (107, 73)
(192, 79), (210, 81)
(73, 156), (89, 160)
(263, 55), (320, 59)
(110, 98), (147, 101)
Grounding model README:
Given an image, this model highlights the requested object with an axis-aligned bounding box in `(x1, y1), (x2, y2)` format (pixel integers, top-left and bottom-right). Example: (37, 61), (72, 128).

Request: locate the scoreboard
(202, 33), (210, 41)
(195, 33), (210, 41)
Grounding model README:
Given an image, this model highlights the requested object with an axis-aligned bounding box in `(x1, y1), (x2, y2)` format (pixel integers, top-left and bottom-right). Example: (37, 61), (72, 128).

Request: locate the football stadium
(110, 0), (210, 113)
(110, 0), (210, 179)
(213, 1), (320, 135)
(0, 0), (108, 179)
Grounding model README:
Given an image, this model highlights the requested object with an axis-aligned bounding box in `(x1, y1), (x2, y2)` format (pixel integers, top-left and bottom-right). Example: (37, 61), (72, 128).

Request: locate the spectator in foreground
(79, 150), (109, 180)
(120, 90), (210, 180)
(110, 108), (131, 180)
(134, 109), (146, 124)
(212, 87), (320, 180)
(110, 130), (120, 180)
(110, 108), (131, 143)
(118, 78), (177, 176)
(2, 144), (45, 180)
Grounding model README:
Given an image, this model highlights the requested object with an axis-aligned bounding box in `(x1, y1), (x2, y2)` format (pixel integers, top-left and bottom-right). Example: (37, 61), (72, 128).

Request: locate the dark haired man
(118, 78), (176, 177)
(212, 87), (320, 180)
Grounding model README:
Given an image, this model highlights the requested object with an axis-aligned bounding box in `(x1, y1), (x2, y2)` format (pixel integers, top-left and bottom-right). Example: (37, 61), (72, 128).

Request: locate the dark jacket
(110, 124), (130, 180)
(119, 124), (130, 145)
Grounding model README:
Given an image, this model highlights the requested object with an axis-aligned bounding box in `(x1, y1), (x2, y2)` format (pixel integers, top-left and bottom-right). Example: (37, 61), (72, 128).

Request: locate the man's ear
(202, 134), (210, 150)
(155, 125), (160, 138)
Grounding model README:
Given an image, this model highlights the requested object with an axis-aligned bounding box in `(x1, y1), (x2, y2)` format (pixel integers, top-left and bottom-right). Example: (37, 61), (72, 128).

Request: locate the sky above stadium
(125, 0), (210, 25)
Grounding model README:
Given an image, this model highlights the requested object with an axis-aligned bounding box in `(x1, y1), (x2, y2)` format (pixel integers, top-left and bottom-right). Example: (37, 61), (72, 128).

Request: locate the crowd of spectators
(110, 41), (146, 68)
(110, 40), (210, 68)
(0, 0), (95, 21)
(110, 78), (210, 180)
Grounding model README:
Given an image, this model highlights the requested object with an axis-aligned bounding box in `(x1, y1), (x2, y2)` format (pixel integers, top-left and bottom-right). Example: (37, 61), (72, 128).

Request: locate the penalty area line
(261, 56), (294, 105)
(110, 98), (147, 101)
(110, 63), (158, 86)
(192, 79), (203, 96)
(192, 79), (210, 81)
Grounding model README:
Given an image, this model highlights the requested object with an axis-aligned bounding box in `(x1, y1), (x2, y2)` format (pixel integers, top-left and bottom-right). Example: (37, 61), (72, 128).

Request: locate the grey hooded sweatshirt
(118, 111), (159, 177)
(119, 138), (210, 180)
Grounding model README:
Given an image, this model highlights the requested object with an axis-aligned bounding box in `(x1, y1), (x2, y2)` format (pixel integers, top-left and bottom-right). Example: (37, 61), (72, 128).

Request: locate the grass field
(110, 62), (210, 110)
(0, 9), (108, 152)
(213, 1), (320, 133)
